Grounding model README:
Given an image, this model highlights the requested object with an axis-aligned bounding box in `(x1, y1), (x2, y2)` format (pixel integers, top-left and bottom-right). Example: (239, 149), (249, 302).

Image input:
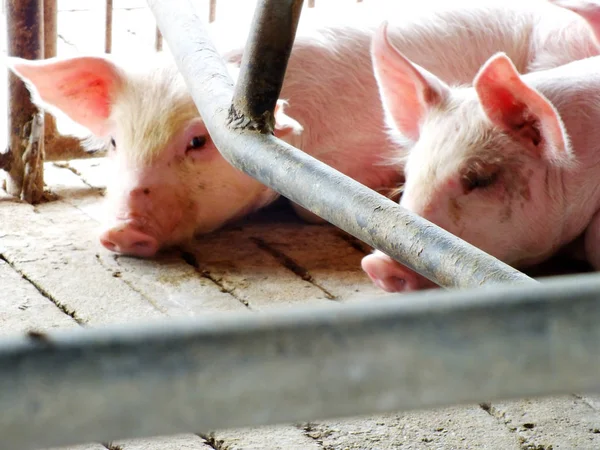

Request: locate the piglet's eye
(461, 170), (498, 193)
(110, 137), (116, 148)
(186, 135), (207, 152)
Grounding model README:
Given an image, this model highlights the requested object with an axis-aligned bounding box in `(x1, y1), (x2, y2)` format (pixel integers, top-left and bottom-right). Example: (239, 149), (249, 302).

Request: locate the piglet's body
(362, 19), (600, 292)
(8, 0), (600, 258)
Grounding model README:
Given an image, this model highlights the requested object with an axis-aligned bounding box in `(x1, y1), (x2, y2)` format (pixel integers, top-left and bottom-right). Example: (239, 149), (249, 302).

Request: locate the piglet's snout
(100, 187), (163, 257)
(100, 223), (159, 258)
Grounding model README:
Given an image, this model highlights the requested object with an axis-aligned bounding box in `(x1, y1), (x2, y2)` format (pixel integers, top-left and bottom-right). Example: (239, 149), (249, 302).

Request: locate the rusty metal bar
(2, 271), (600, 450)
(105, 0), (113, 53)
(4, 0), (45, 203)
(230, 0), (303, 133)
(209, 0), (216, 22)
(42, 0), (59, 158)
(155, 25), (163, 51)
(43, 0), (56, 70)
(148, 0), (534, 289)
(38, 0), (101, 162)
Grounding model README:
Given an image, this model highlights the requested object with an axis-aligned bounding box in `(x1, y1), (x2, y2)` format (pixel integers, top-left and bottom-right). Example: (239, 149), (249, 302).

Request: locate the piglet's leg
(584, 209), (600, 269)
(361, 250), (439, 293)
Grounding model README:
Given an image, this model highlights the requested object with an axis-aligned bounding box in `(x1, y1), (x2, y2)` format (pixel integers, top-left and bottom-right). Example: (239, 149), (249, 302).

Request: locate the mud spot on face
(449, 198), (462, 226)
(517, 168), (533, 201)
(499, 159), (531, 222)
(500, 201), (512, 222)
(143, 188), (151, 195)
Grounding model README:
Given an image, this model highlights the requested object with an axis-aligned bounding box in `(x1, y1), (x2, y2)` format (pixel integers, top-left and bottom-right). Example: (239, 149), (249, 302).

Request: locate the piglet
(362, 21), (600, 292)
(7, 0), (600, 258)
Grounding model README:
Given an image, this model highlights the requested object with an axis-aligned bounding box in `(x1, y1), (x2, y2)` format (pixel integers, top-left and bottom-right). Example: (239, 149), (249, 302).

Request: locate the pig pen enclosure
(3, 0), (600, 449)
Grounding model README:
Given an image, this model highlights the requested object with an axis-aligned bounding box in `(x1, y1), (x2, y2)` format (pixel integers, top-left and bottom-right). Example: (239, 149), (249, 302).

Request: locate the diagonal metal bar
(2, 272), (600, 450)
(147, 0), (535, 289)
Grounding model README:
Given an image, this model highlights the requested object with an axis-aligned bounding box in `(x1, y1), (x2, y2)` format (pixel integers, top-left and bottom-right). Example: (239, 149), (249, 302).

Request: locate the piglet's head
(9, 55), (303, 258)
(365, 25), (574, 292)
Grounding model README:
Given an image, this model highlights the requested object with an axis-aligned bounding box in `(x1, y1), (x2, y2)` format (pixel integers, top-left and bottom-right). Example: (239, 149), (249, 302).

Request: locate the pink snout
(361, 251), (438, 293)
(100, 225), (159, 258)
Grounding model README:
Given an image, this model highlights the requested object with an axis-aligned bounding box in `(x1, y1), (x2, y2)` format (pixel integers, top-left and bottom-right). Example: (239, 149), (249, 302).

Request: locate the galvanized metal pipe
(147, 0), (534, 289)
(230, 0), (303, 134)
(3, 272), (600, 450)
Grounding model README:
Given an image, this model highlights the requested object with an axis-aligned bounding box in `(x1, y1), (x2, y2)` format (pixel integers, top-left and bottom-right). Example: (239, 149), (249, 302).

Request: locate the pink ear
(474, 53), (570, 163)
(371, 21), (450, 141)
(549, 0), (600, 44)
(273, 100), (303, 138)
(8, 56), (124, 136)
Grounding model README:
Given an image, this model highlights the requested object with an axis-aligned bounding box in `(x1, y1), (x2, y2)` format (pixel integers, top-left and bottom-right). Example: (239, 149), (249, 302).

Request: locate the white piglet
(362, 20), (600, 292)
(7, 0), (600, 258)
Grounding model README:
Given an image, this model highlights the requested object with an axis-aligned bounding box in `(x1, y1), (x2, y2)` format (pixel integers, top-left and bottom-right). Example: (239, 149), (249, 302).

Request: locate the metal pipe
(3, 271), (600, 450)
(230, 0), (303, 134)
(155, 25), (163, 51)
(209, 0), (216, 22)
(5, 0), (45, 203)
(42, 0), (61, 159)
(105, 0), (113, 53)
(147, 0), (534, 289)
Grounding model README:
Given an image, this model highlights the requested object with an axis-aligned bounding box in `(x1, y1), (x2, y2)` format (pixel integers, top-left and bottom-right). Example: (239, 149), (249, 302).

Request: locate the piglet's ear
(8, 56), (124, 136)
(273, 100), (303, 138)
(549, 0), (600, 45)
(371, 21), (450, 141)
(474, 52), (571, 164)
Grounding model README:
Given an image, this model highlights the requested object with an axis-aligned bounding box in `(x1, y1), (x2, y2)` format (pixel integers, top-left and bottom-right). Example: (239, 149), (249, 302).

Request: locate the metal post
(41, 0), (58, 159)
(2, 272), (600, 450)
(4, 0), (45, 204)
(231, 0), (303, 134)
(209, 0), (216, 22)
(147, 0), (535, 289)
(34, 0), (97, 162)
(155, 26), (163, 51)
(105, 0), (113, 54)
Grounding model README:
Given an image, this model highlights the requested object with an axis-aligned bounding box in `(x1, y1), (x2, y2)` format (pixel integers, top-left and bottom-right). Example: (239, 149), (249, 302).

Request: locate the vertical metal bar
(209, 0), (216, 22)
(105, 0), (113, 54)
(42, 0), (58, 155)
(308, 0), (315, 7)
(230, 0), (304, 134)
(155, 25), (163, 51)
(40, 0), (91, 161)
(4, 0), (45, 204)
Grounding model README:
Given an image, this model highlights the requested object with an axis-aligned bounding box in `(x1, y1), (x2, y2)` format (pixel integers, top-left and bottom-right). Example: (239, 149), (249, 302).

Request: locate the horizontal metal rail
(2, 272), (600, 450)
(147, 0), (535, 290)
